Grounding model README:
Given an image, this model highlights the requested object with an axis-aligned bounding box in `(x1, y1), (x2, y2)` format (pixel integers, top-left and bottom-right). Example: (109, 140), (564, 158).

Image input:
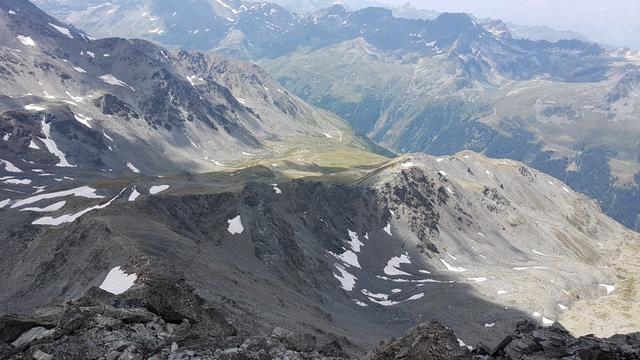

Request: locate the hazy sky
(384, 0), (640, 49)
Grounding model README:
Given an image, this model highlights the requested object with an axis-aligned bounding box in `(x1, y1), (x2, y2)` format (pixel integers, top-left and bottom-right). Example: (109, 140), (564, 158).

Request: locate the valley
(0, 0), (639, 359)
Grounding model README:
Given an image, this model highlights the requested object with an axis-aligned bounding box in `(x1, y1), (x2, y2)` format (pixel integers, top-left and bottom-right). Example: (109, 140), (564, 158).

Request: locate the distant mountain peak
(432, 12), (479, 32)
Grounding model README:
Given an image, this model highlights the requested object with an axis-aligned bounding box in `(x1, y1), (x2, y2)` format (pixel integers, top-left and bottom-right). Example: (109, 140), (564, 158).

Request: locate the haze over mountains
(1, 0), (639, 359)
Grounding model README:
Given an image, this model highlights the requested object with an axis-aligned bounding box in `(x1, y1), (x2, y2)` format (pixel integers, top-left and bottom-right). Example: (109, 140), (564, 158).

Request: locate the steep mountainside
(0, 0), (375, 179)
(1, 151), (639, 357)
(1, 2), (640, 358)
(30, 0), (640, 230)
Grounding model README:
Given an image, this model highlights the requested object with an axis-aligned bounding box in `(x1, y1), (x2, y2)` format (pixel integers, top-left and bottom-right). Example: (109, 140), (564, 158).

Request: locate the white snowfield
(347, 230), (364, 252)
(383, 222), (392, 236)
(40, 119), (75, 167)
(126, 162), (140, 173)
(149, 185), (169, 194)
(331, 249), (360, 268)
(0, 159), (22, 173)
(227, 215), (244, 234)
(48, 23), (73, 38)
(128, 187), (140, 202)
(439, 257), (466, 272)
(99, 74), (135, 91)
(74, 113), (92, 128)
(24, 104), (45, 111)
(3, 178), (31, 185)
(383, 254), (412, 276)
(99, 266), (137, 295)
(332, 264), (357, 291)
(32, 188), (125, 226)
(366, 291), (425, 306)
(330, 230), (364, 268)
(11, 186), (103, 208)
(19, 201), (66, 213)
(16, 35), (35, 46)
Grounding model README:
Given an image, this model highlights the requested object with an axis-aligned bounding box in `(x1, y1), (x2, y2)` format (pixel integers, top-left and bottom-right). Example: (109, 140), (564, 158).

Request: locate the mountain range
(261, 7), (640, 229)
(1, 0), (640, 359)
(29, 0), (640, 230)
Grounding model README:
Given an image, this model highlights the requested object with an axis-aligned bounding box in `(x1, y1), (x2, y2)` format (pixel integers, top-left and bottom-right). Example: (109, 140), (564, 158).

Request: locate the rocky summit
(1, 1), (639, 359)
(2, 281), (639, 359)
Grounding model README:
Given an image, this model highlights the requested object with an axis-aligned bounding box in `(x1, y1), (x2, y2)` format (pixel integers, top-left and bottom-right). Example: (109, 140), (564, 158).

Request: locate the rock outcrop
(0, 278), (350, 360)
(365, 320), (640, 360)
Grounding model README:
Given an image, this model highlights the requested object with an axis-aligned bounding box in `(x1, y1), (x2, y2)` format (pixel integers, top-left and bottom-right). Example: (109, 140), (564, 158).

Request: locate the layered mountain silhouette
(31, 0), (640, 230)
(1, 1), (639, 359)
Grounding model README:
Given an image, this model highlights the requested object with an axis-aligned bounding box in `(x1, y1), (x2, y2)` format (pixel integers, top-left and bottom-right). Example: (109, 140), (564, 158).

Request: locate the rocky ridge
(2, 280), (639, 359)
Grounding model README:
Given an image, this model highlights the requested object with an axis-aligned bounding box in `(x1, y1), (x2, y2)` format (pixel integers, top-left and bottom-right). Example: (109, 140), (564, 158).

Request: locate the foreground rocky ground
(1, 277), (638, 360)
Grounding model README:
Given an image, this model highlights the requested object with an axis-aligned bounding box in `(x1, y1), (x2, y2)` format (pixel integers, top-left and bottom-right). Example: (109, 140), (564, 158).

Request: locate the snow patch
(149, 185), (169, 195)
(333, 264), (356, 291)
(227, 215), (244, 234)
(99, 266), (137, 295)
(383, 222), (392, 236)
(99, 74), (135, 91)
(40, 119), (75, 167)
(458, 339), (473, 350)
(513, 266), (549, 271)
(32, 188), (124, 226)
(74, 113), (92, 128)
(599, 284), (615, 294)
(128, 188), (140, 202)
(383, 254), (412, 276)
(271, 184), (282, 194)
(542, 317), (554, 326)
(11, 186), (103, 208)
(25, 104), (46, 111)
(29, 140), (40, 149)
(352, 299), (367, 307)
(330, 250), (360, 268)
(16, 35), (35, 47)
(19, 201), (66, 212)
(468, 277), (488, 283)
(186, 75), (204, 86)
(439, 257), (466, 272)
(347, 230), (364, 253)
(3, 178), (31, 185)
(126, 162), (140, 174)
(0, 159), (22, 173)
(49, 23), (73, 38)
